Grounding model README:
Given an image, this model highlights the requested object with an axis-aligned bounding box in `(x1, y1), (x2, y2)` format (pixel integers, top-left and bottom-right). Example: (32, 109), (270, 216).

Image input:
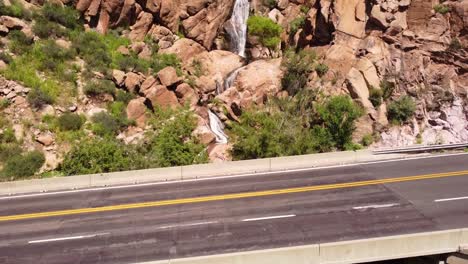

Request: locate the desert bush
(434, 4), (450, 14)
(317, 95), (363, 149)
(83, 79), (116, 96)
(8, 30), (33, 54)
(32, 17), (68, 38)
(40, 2), (82, 29)
(289, 16), (305, 36)
(247, 15), (282, 49)
(315, 63), (329, 77)
(27, 88), (54, 109)
(91, 112), (120, 136)
(57, 113), (84, 131)
(387, 96), (416, 124)
(1, 150), (45, 180)
(60, 137), (135, 175)
(281, 49), (316, 95)
(0, 0), (31, 19)
(369, 87), (383, 107)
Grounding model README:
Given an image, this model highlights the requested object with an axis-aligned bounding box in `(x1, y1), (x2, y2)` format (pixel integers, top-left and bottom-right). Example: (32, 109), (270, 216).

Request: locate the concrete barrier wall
(0, 150), (409, 195)
(140, 229), (468, 264)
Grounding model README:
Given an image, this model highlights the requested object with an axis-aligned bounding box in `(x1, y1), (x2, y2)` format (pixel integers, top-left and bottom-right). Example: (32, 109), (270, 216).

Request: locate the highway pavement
(0, 153), (467, 263)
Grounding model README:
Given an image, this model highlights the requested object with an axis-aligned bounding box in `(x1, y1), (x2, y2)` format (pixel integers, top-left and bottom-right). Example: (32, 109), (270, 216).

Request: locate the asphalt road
(0, 153), (467, 264)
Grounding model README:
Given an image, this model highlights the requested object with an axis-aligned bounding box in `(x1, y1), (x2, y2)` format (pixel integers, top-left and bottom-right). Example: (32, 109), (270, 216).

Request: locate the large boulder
(160, 38), (206, 62)
(157, 66), (181, 87)
(346, 67), (375, 114)
(227, 59), (283, 107)
(126, 97), (147, 128)
(145, 85), (179, 109)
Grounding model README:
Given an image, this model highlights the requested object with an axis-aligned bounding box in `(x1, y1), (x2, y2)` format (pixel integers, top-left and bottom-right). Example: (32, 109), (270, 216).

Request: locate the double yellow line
(1, 170), (467, 222)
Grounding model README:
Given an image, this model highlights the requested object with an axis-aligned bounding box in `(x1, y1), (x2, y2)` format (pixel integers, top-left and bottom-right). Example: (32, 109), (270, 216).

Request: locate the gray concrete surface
(0, 150), (410, 196)
(0, 154), (467, 264)
(140, 229), (468, 264)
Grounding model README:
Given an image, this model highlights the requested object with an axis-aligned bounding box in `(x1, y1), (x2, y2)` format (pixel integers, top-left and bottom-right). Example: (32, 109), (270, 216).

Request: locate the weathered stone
(157, 66), (180, 87)
(36, 134), (54, 146)
(126, 97), (147, 128)
(146, 85), (179, 109)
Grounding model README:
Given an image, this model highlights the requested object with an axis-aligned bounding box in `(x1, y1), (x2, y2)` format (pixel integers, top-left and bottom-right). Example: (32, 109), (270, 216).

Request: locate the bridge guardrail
(373, 143), (468, 155)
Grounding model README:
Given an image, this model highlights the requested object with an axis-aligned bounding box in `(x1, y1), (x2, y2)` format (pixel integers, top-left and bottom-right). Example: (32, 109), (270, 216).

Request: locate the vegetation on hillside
(230, 91), (363, 160)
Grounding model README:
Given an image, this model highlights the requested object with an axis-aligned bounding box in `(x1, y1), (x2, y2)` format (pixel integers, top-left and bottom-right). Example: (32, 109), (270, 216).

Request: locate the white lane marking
(1, 152), (466, 200)
(28, 233), (109, 244)
(157, 221), (218, 229)
(434, 196), (468, 202)
(352, 203), (399, 210)
(242, 214), (296, 222)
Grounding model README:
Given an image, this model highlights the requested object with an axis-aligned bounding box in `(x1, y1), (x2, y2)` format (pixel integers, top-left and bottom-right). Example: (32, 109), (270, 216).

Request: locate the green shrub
(146, 110), (208, 167)
(247, 15), (282, 49)
(32, 17), (68, 38)
(115, 89), (135, 104)
(91, 112), (120, 136)
(361, 134), (374, 147)
(60, 137), (134, 175)
(0, 0), (31, 19)
(8, 30), (33, 54)
(0, 143), (22, 162)
(1, 150), (45, 180)
(0, 52), (13, 64)
(151, 53), (182, 74)
(40, 2), (82, 29)
(317, 95), (363, 149)
(381, 79), (395, 100)
(71, 30), (131, 72)
(281, 49), (316, 95)
(448, 38), (462, 52)
(0, 98), (10, 110)
(230, 92), (360, 160)
(27, 88), (54, 109)
(369, 87), (383, 107)
(289, 16), (305, 36)
(57, 113), (84, 131)
(315, 63), (329, 77)
(0, 126), (16, 143)
(434, 4), (450, 14)
(84, 79), (116, 96)
(31, 40), (76, 72)
(387, 96), (416, 124)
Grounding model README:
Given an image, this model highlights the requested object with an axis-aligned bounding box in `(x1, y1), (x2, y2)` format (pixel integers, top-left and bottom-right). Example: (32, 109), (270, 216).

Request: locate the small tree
(247, 15), (282, 49)
(317, 96), (363, 149)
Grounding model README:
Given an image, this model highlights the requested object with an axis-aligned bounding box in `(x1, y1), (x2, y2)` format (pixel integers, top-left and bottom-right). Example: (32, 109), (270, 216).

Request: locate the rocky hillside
(0, 0), (466, 180)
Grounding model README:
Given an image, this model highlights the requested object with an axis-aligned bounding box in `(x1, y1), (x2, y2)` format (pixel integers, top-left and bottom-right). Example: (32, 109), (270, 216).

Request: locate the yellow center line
(1, 170), (467, 222)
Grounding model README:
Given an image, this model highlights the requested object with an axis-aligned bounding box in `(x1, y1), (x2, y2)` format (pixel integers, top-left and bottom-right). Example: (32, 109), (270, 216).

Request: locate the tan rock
(124, 72), (143, 93)
(126, 97), (147, 128)
(112, 69), (126, 86)
(160, 38), (206, 62)
(129, 12), (153, 41)
(333, 0), (366, 38)
(146, 85), (179, 109)
(0, 16), (26, 29)
(36, 134), (54, 146)
(175, 83), (198, 107)
(193, 125), (216, 145)
(157, 66), (180, 87)
(355, 58), (380, 89)
(346, 68), (375, 113)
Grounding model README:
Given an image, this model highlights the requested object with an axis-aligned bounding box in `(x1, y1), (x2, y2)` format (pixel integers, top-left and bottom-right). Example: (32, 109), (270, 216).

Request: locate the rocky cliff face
(0, 0), (467, 176)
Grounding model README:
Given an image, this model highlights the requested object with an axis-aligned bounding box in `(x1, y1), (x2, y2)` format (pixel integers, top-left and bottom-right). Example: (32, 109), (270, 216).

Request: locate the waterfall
(223, 68), (241, 93)
(208, 110), (228, 144)
(226, 0), (250, 57)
